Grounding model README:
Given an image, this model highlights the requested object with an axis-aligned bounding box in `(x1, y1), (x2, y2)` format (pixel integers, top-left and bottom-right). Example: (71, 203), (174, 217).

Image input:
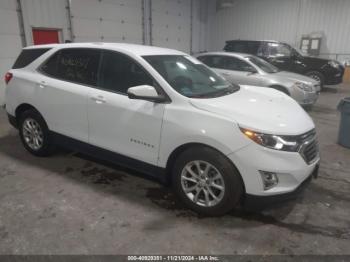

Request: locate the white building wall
(298, 0), (350, 60)
(20, 0), (70, 44)
(150, 0), (209, 54)
(208, 0), (350, 61)
(0, 0), (22, 105)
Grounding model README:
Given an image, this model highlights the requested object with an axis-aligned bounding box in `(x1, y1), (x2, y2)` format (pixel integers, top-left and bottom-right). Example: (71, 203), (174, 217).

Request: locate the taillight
(4, 72), (13, 85)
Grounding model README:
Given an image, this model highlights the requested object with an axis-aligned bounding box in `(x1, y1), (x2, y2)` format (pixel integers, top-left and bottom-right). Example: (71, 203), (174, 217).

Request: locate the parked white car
(4, 43), (320, 216)
(196, 52), (321, 107)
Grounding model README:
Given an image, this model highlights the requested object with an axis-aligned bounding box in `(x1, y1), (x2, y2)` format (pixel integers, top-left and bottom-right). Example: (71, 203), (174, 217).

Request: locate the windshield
(247, 56), (280, 73)
(143, 55), (239, 98)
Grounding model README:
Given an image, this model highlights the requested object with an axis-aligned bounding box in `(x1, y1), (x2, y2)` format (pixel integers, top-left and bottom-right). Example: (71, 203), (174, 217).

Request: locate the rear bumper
(244, 164), (318, 210)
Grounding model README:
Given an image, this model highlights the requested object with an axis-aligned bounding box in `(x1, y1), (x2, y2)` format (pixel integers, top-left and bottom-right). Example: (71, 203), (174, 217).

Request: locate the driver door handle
(91, 95), (107, 104)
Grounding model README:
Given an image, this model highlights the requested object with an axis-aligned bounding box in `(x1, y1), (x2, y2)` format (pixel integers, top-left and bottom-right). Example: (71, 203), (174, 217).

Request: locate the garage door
(32, 29), (60, 45)
(0, 0), (23, 105)
(151, 0), (191, 53)
(70, 0), (143, 44)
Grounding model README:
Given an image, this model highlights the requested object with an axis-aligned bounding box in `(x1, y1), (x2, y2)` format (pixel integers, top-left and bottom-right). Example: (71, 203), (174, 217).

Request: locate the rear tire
(18, 110), (54, 157)
(172, 146), (243, 216)
(305, 71), (324, 89)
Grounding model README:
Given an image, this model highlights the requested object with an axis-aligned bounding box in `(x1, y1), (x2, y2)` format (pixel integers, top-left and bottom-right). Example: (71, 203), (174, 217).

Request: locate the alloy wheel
(22, 118), (44, 151)
(309, 74), (321, 83)
(181, 160), (225, 207)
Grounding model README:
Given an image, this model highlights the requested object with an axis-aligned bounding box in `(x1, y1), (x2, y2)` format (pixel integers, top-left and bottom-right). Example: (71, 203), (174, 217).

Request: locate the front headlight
(294, 82), (313, 92)
(328, 60), (340, 68)
(240, 128), (300, 152)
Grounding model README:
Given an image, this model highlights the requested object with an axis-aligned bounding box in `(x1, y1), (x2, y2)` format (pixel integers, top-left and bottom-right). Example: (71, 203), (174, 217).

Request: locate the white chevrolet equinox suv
(4, 43), (320, 216)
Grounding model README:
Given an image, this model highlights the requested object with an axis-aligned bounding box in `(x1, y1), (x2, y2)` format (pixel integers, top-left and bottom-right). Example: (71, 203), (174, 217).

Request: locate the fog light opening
(260, 171), (279, 190)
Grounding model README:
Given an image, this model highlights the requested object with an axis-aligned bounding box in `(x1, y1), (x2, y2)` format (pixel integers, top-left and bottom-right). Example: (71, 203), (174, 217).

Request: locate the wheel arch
(269, 85), (291, 96)
(165, 142), (246, 194)
(15, 103), (41, 119)
(14, 104), (49, 129)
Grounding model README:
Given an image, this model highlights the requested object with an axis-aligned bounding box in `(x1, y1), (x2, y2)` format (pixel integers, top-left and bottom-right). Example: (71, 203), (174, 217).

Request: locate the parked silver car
(196, 52), (321, 107)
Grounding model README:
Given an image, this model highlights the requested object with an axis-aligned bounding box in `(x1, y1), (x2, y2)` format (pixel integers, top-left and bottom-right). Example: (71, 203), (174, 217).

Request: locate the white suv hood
(190, 85), (315, 135)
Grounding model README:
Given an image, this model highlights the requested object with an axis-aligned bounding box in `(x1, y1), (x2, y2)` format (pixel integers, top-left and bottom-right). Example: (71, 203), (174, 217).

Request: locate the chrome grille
(298, 129), (319, 164)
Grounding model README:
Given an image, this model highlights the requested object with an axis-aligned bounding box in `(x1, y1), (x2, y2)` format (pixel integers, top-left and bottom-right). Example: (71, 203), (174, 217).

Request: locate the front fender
(157, 106), (251, 168)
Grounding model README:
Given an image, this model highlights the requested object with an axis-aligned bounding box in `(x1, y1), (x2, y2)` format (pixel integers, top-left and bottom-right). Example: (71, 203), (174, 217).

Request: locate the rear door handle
(91, 95), (107, 104)
(38, 80), (47, 89)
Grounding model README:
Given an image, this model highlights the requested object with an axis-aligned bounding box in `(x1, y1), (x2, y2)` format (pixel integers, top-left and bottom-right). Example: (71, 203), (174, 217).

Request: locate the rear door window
(40, 48), (101, 86)
(198, 55), (226, 69)
(12, 48), (51, 69)
(246, 42), (260, 54)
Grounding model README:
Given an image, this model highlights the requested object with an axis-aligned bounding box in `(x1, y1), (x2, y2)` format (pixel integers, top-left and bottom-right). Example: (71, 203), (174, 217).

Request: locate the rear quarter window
(12, 48), (51, 69)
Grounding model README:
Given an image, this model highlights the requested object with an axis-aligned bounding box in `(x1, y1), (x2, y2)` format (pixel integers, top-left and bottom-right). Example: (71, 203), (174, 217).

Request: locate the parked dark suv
(224, 40), (344, 88)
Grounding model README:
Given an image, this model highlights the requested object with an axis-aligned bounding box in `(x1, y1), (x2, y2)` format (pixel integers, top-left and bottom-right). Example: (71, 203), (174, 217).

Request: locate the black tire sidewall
(172, 147), (243, 216)
(18, 110), (53, 157)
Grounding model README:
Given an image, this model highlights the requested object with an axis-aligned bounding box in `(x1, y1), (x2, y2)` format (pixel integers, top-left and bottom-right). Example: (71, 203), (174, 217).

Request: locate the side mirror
(247, 71), (256, 76)
(127, 85), (166, 103)
(246, 68), (257, 75)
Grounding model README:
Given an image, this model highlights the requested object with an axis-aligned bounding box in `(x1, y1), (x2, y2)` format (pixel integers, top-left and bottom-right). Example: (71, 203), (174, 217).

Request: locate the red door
(32, 29), (60, 45)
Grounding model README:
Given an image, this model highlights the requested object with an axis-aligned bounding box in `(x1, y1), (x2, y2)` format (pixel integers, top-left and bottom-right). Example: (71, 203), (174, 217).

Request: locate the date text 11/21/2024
(127, 255), (220, 261)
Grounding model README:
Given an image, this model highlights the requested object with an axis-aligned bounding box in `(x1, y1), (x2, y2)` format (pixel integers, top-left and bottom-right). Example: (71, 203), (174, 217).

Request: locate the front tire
(18, 110), (54, 157)
(172, 146), (243, 216)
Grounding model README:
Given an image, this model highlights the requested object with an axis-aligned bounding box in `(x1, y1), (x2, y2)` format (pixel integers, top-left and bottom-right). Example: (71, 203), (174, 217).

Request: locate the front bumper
(227, 142), (320, 197)
(291, 89), (319, 106)
(324, 66), (345, 85)
(325, 75), (343, 85)
(244, 164), (318, 210)
(299, 91), (319, 106)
